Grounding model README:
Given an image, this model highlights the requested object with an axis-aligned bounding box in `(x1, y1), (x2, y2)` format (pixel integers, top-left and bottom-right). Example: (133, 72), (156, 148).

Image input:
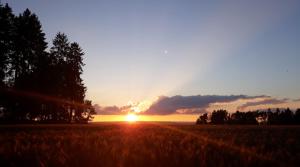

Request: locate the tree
(230, 111), (258, 125)
(210, 110), (228, 124)
(67, 42), (86, 121)
(48, 32), (70, 122)
(49, 33), (89, 123)
(230, 111), (243, 124)
(11, 9), (47, 86)
(0, 3), (14, 87)
(6, 8), (48, 121)
(196, 113), (208, 124)
(74, 100), (96, 123)
(279, 108), (293, 124)
(295, 109), (300, 124)
(196, 108), (300, 125)
(256, 110), (268, 125)
(0, 3), (94, 123)
(66, 42), (86, 103)
(267, 108), (278, 124)
(0, 3), (15, 121)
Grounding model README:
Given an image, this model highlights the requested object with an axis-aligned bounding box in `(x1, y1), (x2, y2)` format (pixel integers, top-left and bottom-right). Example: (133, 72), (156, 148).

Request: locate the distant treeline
(0, 3), (95, 123)
(196, 108), (300, 125)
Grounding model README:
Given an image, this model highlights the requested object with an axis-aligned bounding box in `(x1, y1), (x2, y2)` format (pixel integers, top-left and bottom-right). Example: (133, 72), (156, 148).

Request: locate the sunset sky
(5, 0), (300, 121)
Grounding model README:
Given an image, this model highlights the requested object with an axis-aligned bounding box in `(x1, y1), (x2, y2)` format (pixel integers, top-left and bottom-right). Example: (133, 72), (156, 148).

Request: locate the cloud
(176, 108), (208, 115)
(144, 95), (266, 115)
(237, 98), (289, 111)
(293, 98), (300, 102)
(94, 104), (131, 115)
(94, 95), (291, 115)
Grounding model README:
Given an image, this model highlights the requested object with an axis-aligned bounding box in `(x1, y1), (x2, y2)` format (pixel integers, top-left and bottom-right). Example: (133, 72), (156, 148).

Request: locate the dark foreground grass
(0, 123), (299, 167)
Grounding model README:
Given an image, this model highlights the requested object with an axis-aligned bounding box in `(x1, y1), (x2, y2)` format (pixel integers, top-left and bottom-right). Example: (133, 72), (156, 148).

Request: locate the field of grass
(0, 123), (299, 167)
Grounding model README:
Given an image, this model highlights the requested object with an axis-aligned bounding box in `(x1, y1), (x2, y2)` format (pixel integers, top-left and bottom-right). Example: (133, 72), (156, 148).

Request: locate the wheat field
(0, 123), (299, 167)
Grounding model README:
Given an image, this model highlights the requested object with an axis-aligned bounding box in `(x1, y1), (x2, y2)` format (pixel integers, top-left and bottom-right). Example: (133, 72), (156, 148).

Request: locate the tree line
(196, 108), (300, 125)
(0, 3), (95, 123)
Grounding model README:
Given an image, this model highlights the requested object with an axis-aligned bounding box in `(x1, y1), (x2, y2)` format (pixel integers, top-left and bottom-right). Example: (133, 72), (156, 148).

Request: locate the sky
(4, 0), (300, 121)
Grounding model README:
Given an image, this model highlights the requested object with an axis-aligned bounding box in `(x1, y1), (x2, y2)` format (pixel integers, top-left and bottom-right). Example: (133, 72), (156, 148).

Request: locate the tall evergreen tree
(67, 42), (86, 122)
(11, 8), (47, 88)
(49, 33), (70, 121)
(0, 3), (15, 121)
(0, 3), (94, 123)
(49, 33), (90, 122)
(66, 42), (86, 102)
(6, 8), (48, 121)
(0, 3), (14, 87)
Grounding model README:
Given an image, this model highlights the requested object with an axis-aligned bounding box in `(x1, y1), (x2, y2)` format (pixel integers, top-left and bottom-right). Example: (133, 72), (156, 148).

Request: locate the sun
(126, 113), (138, 122)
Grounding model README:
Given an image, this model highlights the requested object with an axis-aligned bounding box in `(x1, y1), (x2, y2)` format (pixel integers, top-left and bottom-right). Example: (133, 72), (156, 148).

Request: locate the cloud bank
(144, 95), (266, 115)
(94, 95), (294, 115)
(237, 98), (289, 110)
(293, 98), (300, 102)
(94, 104), (131, 115)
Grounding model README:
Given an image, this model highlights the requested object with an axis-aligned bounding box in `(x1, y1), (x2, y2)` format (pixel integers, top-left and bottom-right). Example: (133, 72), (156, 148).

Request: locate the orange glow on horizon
(92, 114), (199, 122)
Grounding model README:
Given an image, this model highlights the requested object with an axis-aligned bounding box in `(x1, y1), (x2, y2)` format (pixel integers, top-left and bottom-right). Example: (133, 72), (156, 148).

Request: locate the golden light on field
(126, 113), (138, 122)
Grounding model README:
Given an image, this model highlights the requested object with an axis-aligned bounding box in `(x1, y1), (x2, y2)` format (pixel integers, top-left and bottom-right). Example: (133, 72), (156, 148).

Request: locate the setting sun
(126, 113), (138, 122)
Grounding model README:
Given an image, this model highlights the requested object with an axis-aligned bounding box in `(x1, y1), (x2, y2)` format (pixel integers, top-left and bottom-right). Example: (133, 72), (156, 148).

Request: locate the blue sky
(5, 0), (300, 109)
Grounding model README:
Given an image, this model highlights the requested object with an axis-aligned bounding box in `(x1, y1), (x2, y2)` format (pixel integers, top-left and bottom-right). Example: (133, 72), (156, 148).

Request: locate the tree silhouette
(47, 33), (89, 122)
(210, 110), (228, 124)
(0, 3), (94, 123)
(230, 111), (258, 125)
(0, 3), (15, 121)
(295, 109), (300, 124)
(0, 3), (14, 87)
(196, 113), (208, 124)
(197, 108), (300, 125)
(9, 8), (48, 121)
(49, 32), (71, 121)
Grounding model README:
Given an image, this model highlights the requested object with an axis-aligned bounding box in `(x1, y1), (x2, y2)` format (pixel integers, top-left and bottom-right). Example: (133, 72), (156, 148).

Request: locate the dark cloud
(94, 104), (130, 115)
(237, 98), (288, 111)
(293, 98), (300, 102)
(176, 107), (208, 114)
(144, 95), (266, 115)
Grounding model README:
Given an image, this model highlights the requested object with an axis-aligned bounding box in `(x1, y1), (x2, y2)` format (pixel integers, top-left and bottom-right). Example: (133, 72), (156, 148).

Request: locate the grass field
(0, 123), (299, 167)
